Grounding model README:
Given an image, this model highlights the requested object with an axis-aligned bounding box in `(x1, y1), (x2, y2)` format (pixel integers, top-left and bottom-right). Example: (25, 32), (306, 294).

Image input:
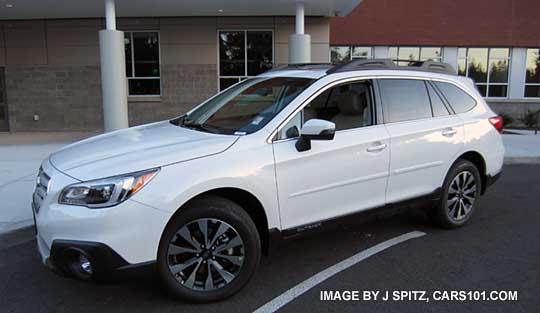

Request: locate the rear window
(434, 81), (477, 113)
(379, 79), (432, 123)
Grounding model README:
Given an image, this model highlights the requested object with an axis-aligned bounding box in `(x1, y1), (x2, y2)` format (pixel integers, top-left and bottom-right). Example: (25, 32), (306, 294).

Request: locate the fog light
(64, 249), (94, 280)
(79, 255), (93, 275)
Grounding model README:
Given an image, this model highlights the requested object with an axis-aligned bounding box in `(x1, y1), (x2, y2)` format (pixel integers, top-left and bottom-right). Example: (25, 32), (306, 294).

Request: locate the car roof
(258, 59), (461, 81)
(258, 68), (330, 79)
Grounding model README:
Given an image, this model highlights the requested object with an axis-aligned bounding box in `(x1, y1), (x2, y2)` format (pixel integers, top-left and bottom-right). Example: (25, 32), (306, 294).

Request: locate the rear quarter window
(434, 81), (477, 113)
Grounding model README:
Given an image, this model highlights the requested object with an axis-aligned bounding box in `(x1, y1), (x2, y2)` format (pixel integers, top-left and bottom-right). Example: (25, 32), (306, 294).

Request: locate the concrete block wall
(0, 16), (330, 131)
(488, 101), (540, 127)
(5, 65), (102, 131)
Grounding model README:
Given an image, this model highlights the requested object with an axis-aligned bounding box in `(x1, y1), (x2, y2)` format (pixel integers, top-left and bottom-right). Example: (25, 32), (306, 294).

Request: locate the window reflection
(398, 47), (420, 62)
(133, 32), (159, 77)
(352, 47), (372, 59)
(489, 59), (508, 83)
(525, 49), (540, 98)
(218, 31), (273, 91)
(389, 47), (442, 65)
(247, 31), (273, 76)
(124, 33), (132, 77)
(457, 48), (510, 98)
(219, 31), (245, 77)
(330, 46), (351, 64)
(124, 31), (161, 96)
(466, 48), (488, 83)
(420, 47), (442, 61)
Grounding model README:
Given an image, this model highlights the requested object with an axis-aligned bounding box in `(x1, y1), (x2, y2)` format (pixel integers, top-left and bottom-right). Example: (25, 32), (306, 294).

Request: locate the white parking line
(253, 230), (426, 313)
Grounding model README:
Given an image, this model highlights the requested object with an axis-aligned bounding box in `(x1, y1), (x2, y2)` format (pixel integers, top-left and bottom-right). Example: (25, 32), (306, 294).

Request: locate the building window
(330, 46), (373, 64)
(352, 47), (373, 59)
(388, 47), (443, 65)
(124, 31), (160, 96)
(218, 30), (273, 91)
(525, 48), (540, 98)
(457, 48), (510, 98)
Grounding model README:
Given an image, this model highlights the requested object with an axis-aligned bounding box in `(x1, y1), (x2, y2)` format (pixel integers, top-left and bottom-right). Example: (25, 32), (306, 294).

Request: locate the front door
(0, 68), (8, 131)
(272, 80), (390, 230)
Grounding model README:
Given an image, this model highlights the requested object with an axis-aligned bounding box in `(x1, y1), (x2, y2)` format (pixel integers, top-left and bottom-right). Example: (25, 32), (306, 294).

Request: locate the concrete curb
(0, 219), (34, 236)
(504, 157), (540, 164)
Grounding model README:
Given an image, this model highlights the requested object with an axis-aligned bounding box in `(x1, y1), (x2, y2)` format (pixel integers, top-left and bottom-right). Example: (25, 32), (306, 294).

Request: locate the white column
(442, 47), (459, 73)
(295, 2), (304, 35)
(104, 0), (116, 30)
(289, 2), (311, 64)
(100, 0), (129, 132)
(373, 46), (389, 59)
(508, 47), (527, 100)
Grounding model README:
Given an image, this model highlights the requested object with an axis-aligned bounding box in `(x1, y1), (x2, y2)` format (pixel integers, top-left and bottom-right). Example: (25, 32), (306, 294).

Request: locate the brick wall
(128, 64), (218, 127)
(331, 0), (540, 47)
(1, 17), (330, 131)
(5, 65), (102, 131)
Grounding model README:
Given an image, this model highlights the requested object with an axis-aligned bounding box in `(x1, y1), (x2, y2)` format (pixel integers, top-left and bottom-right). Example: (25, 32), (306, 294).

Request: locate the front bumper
(33, 158), (171, 275)
(44, 239), (129, 278)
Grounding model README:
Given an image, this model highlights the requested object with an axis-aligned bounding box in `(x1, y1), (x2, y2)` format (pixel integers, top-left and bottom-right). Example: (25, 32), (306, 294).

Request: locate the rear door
(380, 78), (464, 204)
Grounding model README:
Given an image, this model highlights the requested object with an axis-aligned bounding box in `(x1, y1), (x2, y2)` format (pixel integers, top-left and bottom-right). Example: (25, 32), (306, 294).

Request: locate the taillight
(488, 116), (504, 132)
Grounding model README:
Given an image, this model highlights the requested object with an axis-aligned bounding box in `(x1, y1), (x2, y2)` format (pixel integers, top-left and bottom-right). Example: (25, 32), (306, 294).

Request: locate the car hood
(50, 121), (238, 181)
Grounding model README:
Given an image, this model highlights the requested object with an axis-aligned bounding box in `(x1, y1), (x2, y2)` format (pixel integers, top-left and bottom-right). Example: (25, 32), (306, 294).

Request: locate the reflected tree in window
(330, 46), (351, 64)
(526, 49), (540, 83)
(525, 49), (540, 98)
(458, 48), (510, 98)
(247, 31), (273, 76)
(124, 31), (161, 95)
(219, 31), (245, 76)
(218, 31), (273, 91)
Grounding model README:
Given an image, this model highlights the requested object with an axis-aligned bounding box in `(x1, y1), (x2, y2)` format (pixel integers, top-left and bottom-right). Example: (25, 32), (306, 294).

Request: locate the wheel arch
(454, 150), (488, 194)
(163, 187), (271, 256)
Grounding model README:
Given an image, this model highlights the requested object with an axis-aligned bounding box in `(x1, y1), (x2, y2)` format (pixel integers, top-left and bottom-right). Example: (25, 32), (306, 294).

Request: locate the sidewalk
(0, 130), (539, 235)
(502, 129), (540, 163)
(0, 132), (95, 234)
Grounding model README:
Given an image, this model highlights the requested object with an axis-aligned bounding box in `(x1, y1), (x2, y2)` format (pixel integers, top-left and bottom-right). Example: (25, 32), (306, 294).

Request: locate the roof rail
(326, 59), (456, 75)
(269, 63), (333, 72)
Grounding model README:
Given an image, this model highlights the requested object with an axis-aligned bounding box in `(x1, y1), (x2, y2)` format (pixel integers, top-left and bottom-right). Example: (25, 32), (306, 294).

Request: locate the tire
(157, 195), (261, 303)
(433, 159), (482, 229)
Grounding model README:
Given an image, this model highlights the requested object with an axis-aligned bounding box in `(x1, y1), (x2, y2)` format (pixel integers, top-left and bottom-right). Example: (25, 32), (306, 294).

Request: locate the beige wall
(0, 16), (330, 131)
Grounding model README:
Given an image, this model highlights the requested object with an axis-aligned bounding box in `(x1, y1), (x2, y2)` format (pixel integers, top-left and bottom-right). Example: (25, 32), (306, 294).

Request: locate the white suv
(33, 60), (504, 302)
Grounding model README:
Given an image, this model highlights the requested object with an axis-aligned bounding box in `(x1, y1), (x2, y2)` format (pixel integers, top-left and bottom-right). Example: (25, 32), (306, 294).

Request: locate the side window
(278, 81), (373, 139)
(278, 111), (302, 139)
(427, 82), (450, 117)
(434, 81), (477, 113)
(379, 79), (432, 123)
(278, 80), (374, 139)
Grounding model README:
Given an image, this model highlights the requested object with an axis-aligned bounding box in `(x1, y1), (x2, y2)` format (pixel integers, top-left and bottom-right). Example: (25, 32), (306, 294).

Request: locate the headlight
(59, 168), (159, 208)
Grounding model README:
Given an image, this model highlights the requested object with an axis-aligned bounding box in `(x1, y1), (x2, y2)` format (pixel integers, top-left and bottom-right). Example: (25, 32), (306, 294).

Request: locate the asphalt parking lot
(1, 164), (539, 313)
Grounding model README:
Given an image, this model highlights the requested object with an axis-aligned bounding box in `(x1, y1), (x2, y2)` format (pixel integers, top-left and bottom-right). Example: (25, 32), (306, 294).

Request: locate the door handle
(442, 128), (457, 137)
(366, 142), (387, 152)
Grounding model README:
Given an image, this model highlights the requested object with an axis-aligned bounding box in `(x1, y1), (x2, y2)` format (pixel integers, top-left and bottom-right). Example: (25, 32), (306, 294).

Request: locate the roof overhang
(0, 0), (362, 20)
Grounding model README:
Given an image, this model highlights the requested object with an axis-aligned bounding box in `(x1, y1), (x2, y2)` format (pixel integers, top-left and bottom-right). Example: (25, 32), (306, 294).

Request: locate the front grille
(33, 167), (50, 214)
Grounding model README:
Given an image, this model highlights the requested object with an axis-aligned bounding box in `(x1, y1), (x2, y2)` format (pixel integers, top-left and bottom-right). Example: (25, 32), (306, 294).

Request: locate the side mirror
(295, 119), (336, 152)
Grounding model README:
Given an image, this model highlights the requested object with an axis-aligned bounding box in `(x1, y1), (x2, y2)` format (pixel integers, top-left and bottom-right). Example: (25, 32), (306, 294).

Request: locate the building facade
(2, 0), (538, 132)
(330, 0), (540, 124)
(0, 16), (330, 131)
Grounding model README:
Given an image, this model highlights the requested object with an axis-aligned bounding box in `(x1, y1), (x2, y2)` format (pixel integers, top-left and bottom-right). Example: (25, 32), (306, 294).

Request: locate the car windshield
(172, 77), (315, 135)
